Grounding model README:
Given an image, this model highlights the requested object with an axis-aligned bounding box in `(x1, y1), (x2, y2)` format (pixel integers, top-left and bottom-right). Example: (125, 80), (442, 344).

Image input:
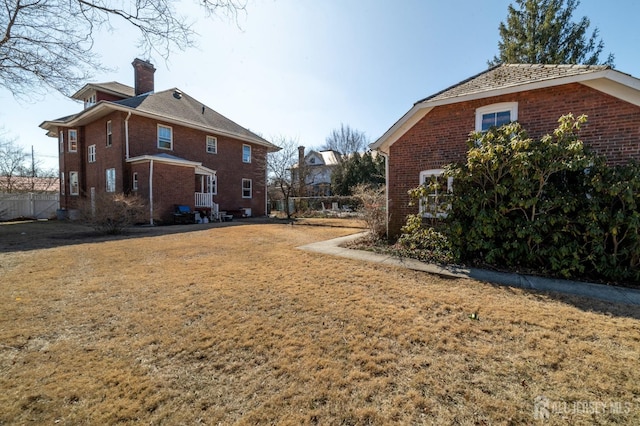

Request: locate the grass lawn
(1, 219), (639, 425)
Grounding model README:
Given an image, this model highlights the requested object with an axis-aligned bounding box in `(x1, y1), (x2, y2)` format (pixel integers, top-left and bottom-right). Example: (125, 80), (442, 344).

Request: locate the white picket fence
(0, 192), (60, 220)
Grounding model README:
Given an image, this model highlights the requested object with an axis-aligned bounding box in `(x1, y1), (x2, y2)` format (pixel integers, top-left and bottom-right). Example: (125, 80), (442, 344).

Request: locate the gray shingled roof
(417, 63), (611, 104)
(95, 82), (135, 98)
(113, 88), (273, 147)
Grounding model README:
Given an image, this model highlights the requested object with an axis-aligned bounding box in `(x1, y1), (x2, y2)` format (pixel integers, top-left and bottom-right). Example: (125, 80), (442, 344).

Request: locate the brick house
(370, 64), (640, 236)
(40, 58), (279, 223)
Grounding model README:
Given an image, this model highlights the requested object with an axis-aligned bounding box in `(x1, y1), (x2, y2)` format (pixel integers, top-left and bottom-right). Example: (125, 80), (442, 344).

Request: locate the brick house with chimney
(40, 58), (279, 224)
(371, 64), (640, 237)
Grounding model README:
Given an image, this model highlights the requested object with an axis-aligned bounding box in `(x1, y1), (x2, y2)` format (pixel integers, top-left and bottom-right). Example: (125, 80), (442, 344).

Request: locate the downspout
(124, 111), (132, 159)
(381, 152), (390, 238)
(149, 159), (154, 225)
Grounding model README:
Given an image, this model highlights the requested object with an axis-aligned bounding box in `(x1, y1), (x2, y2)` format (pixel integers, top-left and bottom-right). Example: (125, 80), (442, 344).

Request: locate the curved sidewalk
(298, 232), (640, 306)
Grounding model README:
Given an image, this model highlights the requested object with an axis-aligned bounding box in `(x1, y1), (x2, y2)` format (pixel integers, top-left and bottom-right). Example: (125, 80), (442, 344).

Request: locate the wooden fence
(0, 192), (60, 220)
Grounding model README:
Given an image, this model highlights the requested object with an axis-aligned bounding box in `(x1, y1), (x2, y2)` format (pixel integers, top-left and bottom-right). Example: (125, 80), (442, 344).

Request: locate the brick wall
(126, 115), (268, 218)
(387, 83), (640, 236)
(59, 111), (268, 221)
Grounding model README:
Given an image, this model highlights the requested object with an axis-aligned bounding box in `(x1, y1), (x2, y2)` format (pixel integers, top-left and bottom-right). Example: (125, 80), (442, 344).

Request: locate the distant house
(0, 176), (59, 193)
(40, 58), (279, 223)
(292, 146), (343, 196)
(371, 64), (640, 236)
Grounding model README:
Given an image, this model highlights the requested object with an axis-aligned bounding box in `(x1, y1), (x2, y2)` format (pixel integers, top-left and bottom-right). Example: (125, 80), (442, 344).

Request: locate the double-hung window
(242, 144), (251, 163)
(106, 121), (112, 147)
(158, 124), (173, 150)
(60, 172), (65, 195)
(68, 129), (78, 152)
(419, 169), (453, 218)
(206, 136), (217, 154)
(242, 178), (252, 198)
(59, 131), (64, 153)
(88, 145), (96, 163)
(69, 171), (79, 196)
(475, 102), (518, 132)
(106, 168), (116, 192)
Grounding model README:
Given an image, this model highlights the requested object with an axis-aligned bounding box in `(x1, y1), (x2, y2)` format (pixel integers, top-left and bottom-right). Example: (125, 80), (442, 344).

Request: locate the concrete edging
(297, 232), (640, 306)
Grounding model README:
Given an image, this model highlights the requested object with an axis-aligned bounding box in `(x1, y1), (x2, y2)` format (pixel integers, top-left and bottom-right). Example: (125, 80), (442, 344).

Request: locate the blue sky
(2, 0), (639, 171)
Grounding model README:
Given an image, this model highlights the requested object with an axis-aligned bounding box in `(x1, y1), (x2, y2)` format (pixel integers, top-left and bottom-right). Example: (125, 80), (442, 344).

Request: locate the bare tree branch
(0, 0), (248, 98)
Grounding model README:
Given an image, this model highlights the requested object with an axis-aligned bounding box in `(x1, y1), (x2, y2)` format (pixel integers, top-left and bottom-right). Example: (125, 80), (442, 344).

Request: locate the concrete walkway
(298, 232), (640, 306)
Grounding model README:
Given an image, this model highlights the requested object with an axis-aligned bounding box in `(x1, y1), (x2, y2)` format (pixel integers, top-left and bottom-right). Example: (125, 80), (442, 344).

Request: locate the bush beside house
(399, 115), (640, 284)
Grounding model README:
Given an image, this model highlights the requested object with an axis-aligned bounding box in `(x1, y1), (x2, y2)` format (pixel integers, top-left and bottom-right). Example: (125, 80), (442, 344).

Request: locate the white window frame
(132, 172), (138, 191)
(68, 129), (78, 152)
(419, 169), (453, 219)
(69, 171), (79, 196)
(59, 131), (64, 153)
(475, 102), (518, 132)
(84, 94), (96, 109)
(106, 120), (112, 147)
(157, 124), (173, 150)
(242, 178), (252, 198)
(208, 174), (217, 195)
(106, 168), (116, 193)
(60, 172), (65, 195)
(242, 144), (251, 163)
(88, 144), (96, 163)
(206, 136), (218, 154)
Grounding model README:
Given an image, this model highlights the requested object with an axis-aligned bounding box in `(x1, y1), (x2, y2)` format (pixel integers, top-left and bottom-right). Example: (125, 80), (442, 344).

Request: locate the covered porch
(194, 165), (220, 221)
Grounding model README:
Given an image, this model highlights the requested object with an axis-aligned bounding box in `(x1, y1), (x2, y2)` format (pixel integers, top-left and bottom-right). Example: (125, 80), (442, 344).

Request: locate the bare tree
(267, 136), (303, 219)
(0, 132), (27, 192)
(0, 130), (58, 192)
(0, 0), (247, 98)
(322, 123), (369, 154)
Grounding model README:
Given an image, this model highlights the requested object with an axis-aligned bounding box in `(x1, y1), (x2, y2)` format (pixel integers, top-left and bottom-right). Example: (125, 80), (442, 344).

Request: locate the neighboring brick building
(371, 64), (640, 236)
(40, 58), (279, 223)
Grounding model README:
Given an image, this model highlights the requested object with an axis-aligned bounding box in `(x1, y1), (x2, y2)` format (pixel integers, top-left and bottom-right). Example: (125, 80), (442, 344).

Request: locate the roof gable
(72, 82), (135, 101)
(371, 64), (640, 153)
(420, 64), (610, 104)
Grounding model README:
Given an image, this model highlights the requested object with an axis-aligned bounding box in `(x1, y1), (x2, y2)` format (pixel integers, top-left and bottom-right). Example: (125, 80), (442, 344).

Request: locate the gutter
(149, 159), (154, 225)
(124, 111), (132, 159)
(381, 152), (390, 238)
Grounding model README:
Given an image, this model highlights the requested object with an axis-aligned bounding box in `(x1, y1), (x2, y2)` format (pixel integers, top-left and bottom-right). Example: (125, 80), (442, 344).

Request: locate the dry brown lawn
(1, 219), (639, 425)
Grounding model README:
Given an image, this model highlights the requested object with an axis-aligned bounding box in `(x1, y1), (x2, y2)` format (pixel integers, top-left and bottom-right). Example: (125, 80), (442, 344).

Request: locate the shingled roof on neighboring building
(417, 63), (611, 104)
(371, 63), (640, 153)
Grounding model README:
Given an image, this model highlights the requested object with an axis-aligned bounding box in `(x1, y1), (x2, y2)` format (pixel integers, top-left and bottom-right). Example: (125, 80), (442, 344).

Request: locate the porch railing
(195, 192), (213, 208)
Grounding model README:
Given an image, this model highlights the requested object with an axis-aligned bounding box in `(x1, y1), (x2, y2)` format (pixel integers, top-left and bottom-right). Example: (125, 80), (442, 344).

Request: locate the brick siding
(387, 83), (640, 236)
(57, 112), (268, 221)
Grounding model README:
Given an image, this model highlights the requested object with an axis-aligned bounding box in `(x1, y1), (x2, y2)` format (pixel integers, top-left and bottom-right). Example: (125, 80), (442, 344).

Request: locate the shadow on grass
(0, 217), (275, 254)
(483, 281), (640, 320)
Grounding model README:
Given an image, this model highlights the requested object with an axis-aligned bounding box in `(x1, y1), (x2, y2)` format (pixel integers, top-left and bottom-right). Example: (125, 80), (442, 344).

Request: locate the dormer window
(475, 102), (518, 132)
(309, 157), (316, 164)
(84, 94), (96, 109)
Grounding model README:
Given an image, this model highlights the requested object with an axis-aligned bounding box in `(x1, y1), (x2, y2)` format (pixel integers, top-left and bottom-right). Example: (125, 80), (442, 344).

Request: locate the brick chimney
(132, 58), (156, 95)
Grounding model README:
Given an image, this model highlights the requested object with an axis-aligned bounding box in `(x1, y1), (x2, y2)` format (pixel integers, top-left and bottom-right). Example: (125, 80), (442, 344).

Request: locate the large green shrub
(400, 114), (640, 283)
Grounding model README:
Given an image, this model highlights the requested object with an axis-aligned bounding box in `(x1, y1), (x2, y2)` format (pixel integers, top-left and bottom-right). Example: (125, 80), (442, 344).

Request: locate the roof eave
(372, 68), (640, 153)
(41, 101), (280, 149)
